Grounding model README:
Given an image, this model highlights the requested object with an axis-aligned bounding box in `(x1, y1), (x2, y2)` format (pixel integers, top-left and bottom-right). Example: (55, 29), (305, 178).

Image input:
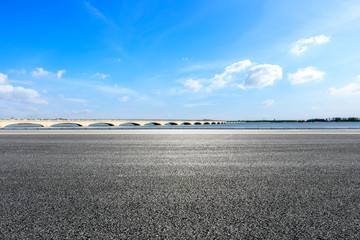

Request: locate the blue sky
(1, 0), (360, 120)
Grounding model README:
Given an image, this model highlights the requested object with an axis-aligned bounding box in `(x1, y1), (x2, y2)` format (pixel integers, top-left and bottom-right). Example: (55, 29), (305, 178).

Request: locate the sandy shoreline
(1, 128), (360, 134)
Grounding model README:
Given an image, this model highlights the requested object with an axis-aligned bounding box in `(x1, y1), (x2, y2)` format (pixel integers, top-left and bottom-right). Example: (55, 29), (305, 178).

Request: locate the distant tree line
(307, 117), (360, 122)
(229, 117), (360, 123)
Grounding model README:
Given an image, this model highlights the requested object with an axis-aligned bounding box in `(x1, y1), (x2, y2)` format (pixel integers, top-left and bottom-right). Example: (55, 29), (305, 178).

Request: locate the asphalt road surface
(0, 132), (359, 239)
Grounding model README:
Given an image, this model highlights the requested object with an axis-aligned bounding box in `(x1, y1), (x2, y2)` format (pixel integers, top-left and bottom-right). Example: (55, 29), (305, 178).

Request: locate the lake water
(3, 122), (360, 129)
(221, 122), (360, 128)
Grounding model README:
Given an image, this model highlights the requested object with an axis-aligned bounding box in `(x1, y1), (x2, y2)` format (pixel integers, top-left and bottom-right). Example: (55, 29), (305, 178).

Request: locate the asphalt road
(0, 133), (359, 239)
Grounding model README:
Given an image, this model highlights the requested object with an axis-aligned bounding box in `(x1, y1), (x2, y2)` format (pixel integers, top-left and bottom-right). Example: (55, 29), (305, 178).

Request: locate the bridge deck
(0, 119), (227, 128)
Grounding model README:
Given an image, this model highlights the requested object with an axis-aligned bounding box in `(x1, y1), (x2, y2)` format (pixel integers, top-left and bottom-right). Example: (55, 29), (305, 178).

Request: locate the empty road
(0, 131), (359, 239)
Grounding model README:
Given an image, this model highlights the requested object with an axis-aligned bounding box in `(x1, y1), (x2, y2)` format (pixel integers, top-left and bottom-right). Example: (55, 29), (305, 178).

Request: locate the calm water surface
(3, 122), (360, 128)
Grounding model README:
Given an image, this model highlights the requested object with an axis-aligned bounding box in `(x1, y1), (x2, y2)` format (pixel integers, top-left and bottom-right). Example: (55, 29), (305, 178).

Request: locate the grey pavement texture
(0, 133), (359, 239)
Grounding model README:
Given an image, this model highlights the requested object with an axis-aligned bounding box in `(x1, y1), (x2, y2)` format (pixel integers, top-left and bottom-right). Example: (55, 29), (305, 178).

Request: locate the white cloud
(184, 103), (212, 108)
(311, 106), (320, 110)
(238, 64), (282, 89)
(314, 35), (330, 44)
(262, 99), (275, 107)
(71, 109), (93, 114)
(175, 60), (282, 93)
(8, 69), (26, 74)
(67, 98), (87, 103)
(93, 72), (110, 79)
(0, 84), (47, 104)
(290, 34), (330, 55)
(184, 79), (202, 92)
(66, 98), (87, 103)
(329, 83), (360, 96)
(0, 73), (8, 84)
(208, 74), (228, 90)
(207, 60), (252, 91)
(357, 75), (360, 79)
(84, 0), (118, 29)
(179, 63), (217, 73)
(0, 72), (46, 104)
(31, 68), (53, 78)
(119, 96), (129, 102)
(288, 67), (325, 85)
(84, 1), (106, 19)
(95, 84), (136, 95)
(136, 95), (164, 106)
(57, 70), (66, 79)
(8, 80), (33, 85)
(169, 88), (182, 95)
(59, 94), (87, 103)
(31, 68), (66, 79)
(225, 60), (252, 74)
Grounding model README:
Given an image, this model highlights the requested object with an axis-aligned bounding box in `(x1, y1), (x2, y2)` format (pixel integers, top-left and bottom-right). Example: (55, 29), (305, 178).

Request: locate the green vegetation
(230, 117), (360, 123)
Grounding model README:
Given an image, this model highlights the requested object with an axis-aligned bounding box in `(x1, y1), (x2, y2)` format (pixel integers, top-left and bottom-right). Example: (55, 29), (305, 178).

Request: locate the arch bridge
(0, 119), (227, 128)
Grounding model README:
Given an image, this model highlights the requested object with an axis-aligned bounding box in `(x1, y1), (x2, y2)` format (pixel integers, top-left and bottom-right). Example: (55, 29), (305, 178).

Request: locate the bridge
(0, 119), (227, 128)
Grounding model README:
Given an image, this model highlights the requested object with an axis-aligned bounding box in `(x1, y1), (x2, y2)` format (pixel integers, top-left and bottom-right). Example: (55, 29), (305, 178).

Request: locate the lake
(2, 121), (360, 129)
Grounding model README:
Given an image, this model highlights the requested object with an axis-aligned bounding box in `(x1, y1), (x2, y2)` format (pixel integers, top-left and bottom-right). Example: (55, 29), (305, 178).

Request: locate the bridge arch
(5, 123), (44, 127)
(120, 122), (141, 126)
(194, 122), (202, 125)
(51, 123), (83, 127)
(145, 122), (162, 126)
(166, 122), (179, 125)
(181, 122), (192, 125)
(203, 122), (210, 125)
(88, 123), (115, 127)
